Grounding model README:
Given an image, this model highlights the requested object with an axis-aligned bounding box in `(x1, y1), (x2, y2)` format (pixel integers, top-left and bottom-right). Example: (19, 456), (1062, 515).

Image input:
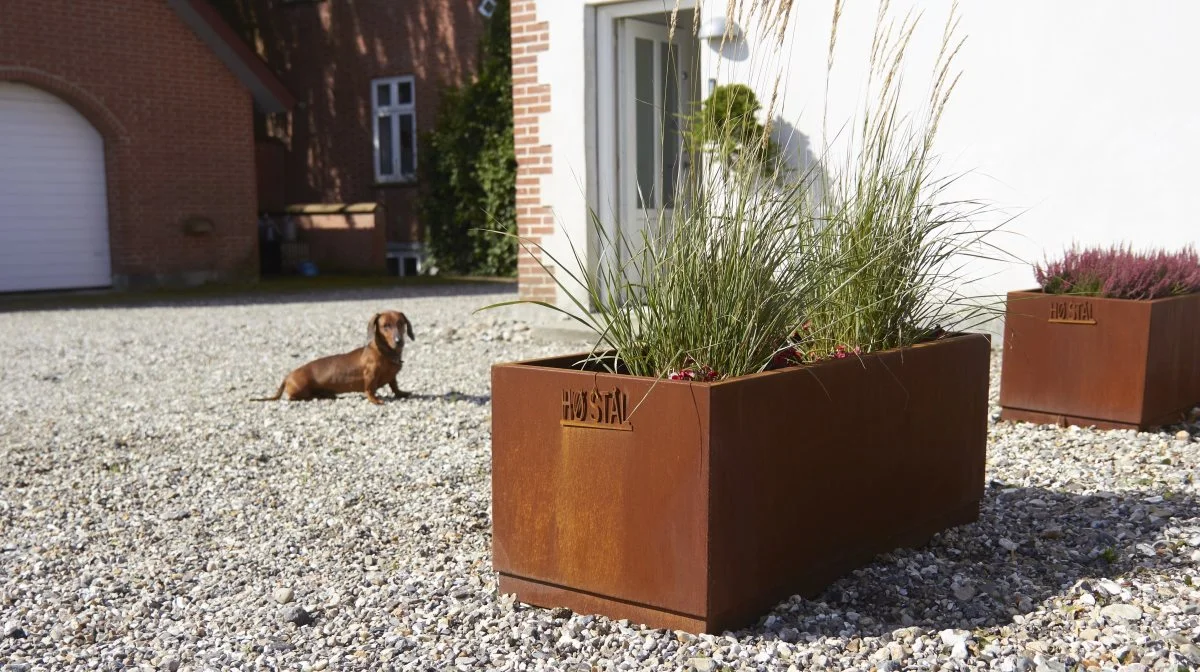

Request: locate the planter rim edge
(490, 332), (991, 385)
(1007, 288), (1200, 304)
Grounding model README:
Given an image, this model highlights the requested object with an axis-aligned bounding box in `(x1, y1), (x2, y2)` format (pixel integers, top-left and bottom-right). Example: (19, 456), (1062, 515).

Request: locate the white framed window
(372, 76), (417, 183)
(478, 0), (497, 17)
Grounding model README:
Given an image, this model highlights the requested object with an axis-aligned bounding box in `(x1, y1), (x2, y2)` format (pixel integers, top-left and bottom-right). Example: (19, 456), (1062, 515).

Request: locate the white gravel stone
(939, 629), (970, 647)
(1101, 604), (1144, 622)
(1, 290), (1199, 671)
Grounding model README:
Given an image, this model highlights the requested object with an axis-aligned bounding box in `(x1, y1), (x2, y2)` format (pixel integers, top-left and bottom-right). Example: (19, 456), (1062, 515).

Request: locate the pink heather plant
(1035, 244), (1200, 300)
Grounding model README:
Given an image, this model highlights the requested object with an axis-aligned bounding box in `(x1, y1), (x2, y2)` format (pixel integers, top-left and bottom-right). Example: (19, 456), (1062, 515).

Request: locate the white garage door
(0, 82), (111, 292)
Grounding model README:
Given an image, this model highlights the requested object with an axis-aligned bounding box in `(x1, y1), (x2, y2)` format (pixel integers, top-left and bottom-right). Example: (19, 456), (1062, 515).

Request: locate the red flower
(771, 345), (807, 369)
(670, 365), (720, 381)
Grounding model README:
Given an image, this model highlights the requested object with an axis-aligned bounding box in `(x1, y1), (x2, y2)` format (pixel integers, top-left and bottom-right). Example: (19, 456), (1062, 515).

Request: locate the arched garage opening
(0, 81), (111, 292)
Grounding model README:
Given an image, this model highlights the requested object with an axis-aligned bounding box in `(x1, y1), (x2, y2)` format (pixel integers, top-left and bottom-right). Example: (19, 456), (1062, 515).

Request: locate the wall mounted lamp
(697, 17), (744, 44)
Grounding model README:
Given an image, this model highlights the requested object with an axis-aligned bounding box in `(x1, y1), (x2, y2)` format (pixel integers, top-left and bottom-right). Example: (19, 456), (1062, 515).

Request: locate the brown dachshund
(255, 311), (415, 405)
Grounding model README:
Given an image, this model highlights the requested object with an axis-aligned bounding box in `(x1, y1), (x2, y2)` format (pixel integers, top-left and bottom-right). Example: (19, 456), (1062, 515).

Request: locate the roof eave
(166, 0), (296, 113)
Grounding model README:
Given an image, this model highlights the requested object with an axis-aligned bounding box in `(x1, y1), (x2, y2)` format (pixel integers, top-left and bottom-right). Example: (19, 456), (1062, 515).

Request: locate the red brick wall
(511, 0), (554, 301)
(0, 0), (261, 288)
(245, 0), (487, 245)
(290, 206), (387, 274)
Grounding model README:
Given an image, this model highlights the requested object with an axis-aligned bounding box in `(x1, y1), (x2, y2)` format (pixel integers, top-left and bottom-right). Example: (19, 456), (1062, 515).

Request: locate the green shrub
(684, 84), (781, 179)
(419, 0), (516, 276)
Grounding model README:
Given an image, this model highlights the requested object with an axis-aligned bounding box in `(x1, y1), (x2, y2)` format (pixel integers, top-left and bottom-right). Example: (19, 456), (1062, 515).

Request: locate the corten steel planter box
(1000, 290), (1200, 430)
(491, 333), (991, 634)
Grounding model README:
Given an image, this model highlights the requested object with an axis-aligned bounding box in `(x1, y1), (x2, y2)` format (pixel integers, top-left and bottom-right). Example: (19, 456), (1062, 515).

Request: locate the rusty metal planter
(491, 333), (990, 634)
(999, 290), (1200, 430)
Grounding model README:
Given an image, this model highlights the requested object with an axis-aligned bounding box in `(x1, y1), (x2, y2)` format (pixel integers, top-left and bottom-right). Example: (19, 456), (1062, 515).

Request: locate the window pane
(399, 113), (415, 175)
(398, 81), (413, 105)
(661, 42), (679, 209)
(376, 83), (391, 108)
(378, 114), (394, 177)
(634, 37), (655, 210)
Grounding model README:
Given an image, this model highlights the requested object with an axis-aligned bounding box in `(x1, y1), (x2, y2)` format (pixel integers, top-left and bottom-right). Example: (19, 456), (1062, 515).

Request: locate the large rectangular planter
(491, 333), (991, 633)
(999, 290), (1200, 430)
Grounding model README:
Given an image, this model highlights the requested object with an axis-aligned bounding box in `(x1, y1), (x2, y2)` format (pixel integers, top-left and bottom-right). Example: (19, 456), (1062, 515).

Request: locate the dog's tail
(251, 381), (286, 402)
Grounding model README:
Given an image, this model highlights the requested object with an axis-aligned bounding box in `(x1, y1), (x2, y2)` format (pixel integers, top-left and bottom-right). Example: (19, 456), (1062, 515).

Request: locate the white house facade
(511, 0), (1200, 313)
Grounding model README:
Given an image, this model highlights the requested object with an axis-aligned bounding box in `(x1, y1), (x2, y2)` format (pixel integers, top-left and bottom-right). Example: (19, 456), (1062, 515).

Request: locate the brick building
(245, 0), (490, 276)
(0, 0), (293, 291)
(0, 0), (491, 292)
(509, 0), (553, 302)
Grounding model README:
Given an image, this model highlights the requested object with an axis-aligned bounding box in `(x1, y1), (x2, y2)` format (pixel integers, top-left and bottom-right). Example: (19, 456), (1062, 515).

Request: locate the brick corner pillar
(511, 1), (555, 302)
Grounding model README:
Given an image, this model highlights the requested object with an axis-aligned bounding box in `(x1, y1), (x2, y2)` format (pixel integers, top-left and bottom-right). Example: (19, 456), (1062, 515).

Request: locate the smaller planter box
(1000, 290), (1200, 430)
(491, 334), (990, 634)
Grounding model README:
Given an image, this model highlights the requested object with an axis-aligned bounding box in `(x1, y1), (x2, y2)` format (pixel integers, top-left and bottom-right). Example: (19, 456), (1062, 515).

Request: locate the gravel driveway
(2, 285), (1199, 672)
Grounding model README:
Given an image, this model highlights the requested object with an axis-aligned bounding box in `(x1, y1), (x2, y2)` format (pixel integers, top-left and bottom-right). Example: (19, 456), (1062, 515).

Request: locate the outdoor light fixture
(697, 16), (743, 44)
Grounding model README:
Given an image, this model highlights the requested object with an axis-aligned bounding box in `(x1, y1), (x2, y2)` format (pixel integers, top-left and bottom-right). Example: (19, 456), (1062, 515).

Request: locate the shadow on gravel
(405, 391), (491, 406)
(0, 280), (515, 314)
(742, 480), (1196, 639)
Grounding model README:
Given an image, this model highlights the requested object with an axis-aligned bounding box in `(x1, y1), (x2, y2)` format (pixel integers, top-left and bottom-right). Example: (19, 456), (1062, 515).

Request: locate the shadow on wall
(771, 117), (816, 176)
(771, 117), (830, 213)
(212, 0), (482, 240)
(708, 37), (751, 63)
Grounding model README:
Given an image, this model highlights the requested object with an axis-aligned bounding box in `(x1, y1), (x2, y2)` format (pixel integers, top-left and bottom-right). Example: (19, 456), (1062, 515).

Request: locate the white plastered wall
(539, 0), (1200, 312)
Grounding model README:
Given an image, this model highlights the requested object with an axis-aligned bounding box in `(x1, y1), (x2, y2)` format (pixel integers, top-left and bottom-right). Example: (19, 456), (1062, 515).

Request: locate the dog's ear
(368, 313), (382, 343)
(400, 312), (415, 340)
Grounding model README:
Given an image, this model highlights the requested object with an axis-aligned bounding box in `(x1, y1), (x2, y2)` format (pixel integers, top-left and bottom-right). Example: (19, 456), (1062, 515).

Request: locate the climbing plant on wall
(419, 0), (517, 277)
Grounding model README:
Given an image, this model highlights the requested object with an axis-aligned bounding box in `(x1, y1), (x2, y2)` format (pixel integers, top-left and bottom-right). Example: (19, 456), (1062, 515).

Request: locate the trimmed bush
(684, 84), (781, 178)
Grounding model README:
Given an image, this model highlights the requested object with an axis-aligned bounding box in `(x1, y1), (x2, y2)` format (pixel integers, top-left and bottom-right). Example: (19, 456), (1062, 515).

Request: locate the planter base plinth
(498, 499), (982, 634)
(498, 574), (707, 633)
(1000, 406), (1189, 432)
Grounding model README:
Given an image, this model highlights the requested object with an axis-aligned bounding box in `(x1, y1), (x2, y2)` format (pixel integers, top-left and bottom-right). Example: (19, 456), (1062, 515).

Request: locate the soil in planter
(525, 331), (952, 381)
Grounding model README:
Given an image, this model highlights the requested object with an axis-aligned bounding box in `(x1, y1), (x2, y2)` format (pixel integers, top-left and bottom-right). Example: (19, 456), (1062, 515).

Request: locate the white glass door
(616, 18), (693, 285)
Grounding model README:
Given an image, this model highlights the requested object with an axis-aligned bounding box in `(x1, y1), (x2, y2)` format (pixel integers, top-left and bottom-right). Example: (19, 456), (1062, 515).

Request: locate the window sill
(375, 177), (418, 189)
